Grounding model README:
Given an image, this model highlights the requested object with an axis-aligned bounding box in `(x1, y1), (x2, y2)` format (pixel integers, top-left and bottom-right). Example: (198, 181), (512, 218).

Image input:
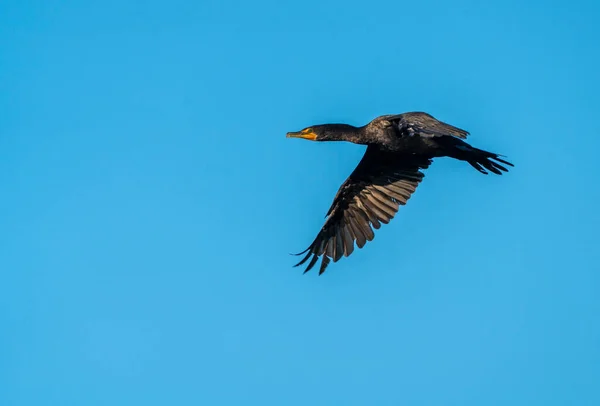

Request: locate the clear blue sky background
(1, 0), (599, 405)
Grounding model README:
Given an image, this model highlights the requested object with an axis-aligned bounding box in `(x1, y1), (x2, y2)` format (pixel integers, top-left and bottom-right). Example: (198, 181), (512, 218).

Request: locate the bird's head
(286, 124), (357, 142)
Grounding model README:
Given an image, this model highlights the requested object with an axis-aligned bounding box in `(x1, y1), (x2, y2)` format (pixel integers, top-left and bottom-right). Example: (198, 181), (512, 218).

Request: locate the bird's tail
(445, 139), (514, 175)
(465, 148), (513, 175)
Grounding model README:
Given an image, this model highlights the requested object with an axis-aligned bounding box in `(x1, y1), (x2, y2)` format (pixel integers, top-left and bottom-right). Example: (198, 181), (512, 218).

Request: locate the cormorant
(287, 111), (513, 275)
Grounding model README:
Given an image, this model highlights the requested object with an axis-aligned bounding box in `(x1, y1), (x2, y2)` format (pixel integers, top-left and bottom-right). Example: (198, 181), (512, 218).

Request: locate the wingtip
(318, 256), (331, 275)
(290, 248), (310, 256)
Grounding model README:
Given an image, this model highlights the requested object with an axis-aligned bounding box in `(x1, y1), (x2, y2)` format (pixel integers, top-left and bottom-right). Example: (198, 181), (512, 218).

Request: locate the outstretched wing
(293, 146), (432, 275)
(382, 112), (470, 140)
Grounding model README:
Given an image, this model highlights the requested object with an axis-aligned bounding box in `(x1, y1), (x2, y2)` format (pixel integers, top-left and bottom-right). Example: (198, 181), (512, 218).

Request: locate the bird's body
(287, 111), (513, 275)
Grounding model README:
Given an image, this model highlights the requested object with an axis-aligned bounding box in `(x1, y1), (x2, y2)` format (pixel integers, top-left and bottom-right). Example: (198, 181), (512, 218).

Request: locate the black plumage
(286, 112), (513, 275)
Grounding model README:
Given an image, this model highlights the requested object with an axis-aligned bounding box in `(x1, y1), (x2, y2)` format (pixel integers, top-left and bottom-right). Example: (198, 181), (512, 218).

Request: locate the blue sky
(1, 0), (599, 405)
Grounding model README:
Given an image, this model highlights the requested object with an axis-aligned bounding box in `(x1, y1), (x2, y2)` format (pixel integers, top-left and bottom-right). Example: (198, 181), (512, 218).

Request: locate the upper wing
(382, 112), (470, 140)
(293, 146), (432, 275)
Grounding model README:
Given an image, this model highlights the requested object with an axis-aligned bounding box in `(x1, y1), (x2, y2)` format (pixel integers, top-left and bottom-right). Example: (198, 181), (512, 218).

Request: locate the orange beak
(286, 128), (317, 141)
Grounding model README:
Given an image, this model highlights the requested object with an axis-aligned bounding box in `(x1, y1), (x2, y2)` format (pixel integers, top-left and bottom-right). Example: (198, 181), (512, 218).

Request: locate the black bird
(287, 112), (513, 275)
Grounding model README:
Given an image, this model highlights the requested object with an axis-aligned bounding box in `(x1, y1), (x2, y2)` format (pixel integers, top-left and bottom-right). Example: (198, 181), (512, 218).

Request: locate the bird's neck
(327, 124), (372, 144)
(349, 125), (380, 144)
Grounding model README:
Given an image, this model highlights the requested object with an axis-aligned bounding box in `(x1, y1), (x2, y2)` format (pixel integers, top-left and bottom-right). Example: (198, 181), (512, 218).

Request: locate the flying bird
(287, 111), (513, 275)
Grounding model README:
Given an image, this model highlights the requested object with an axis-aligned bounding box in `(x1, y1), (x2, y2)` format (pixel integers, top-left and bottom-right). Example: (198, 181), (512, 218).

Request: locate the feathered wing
(382, 112), (470, 139)
(293, 146), (432, 275)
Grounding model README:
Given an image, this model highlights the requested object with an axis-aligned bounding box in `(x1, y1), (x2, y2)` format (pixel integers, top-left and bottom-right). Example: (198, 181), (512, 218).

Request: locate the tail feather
(467, 148), (514, 175)
(436, 136), (514, 175)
